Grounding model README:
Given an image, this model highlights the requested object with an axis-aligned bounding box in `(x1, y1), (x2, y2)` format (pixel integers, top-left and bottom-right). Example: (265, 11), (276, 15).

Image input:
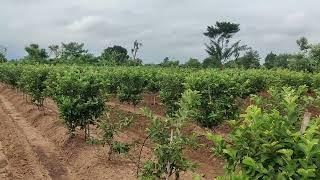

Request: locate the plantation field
(0, 84), (227, 179)
(0, 64), (319, 179)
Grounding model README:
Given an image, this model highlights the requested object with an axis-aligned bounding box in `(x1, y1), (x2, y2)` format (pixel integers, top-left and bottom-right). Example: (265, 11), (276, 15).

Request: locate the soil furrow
(0, 95), (74, 180)
(0, 104), (50, 179)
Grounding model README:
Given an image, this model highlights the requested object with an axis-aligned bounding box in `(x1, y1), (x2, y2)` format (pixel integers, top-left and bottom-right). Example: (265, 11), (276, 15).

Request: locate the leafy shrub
(0, 64), (23, 87)
(46, 67), (106, 138)
(139, 89), (200, 179)
(159, 72), (186, 116)
(208, 86), (320, 179)
(19, 66), (49, 107)
(184, 70), (242, 127)
(97, 112), (133, 160)
(117, 70), (147, 106)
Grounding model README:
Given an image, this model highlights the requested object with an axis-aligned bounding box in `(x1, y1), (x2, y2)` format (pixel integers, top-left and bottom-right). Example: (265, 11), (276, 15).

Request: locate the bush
(46, 67), (106, 138)
(208, 86), (320, 179)
(19, 65), (49, 107)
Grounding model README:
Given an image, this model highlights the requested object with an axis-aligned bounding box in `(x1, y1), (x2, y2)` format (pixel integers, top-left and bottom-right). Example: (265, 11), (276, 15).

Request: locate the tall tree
(60, 42), (88, 60)
(100, 45), (129, 65)
(296, 37), (310, 52)
(204, 22), (247, 64)
(48, 44), (60, 59)
(24, 44), (48, 62)
(131, 40), (142, 61)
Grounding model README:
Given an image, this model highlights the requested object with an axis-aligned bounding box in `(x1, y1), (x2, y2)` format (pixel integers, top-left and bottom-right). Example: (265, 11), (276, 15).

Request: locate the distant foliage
(100, 45), (129, 65)
(0, 52), (7, 63)
(235, 49), (260, 69)
(202, 56), (222, 68)
(160, 57), (180, 67)
(264, 53), (290, 69)
(24, 44), (48, 63)
(59, 42), (88, 63)
(184, 58), (201, 68)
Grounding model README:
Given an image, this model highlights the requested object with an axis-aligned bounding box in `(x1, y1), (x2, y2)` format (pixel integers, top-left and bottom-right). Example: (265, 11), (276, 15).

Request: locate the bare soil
(0, 85), (226, 180)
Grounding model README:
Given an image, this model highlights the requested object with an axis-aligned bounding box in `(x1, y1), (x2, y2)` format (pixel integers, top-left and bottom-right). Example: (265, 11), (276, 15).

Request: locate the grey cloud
(1, 0), (320, 63)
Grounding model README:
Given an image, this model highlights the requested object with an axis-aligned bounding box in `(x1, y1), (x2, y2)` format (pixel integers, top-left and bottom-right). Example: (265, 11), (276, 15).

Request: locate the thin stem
(165, 129), (174, 180)
(136, 134), (151, 177)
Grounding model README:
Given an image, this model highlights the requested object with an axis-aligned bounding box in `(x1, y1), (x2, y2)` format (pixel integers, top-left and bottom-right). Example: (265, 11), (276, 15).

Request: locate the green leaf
(277, 149), (293, 160)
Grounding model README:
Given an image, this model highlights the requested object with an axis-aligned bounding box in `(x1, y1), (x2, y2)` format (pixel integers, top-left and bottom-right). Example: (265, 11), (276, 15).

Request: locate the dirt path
(0, 141), (10, 179)
(0, 94), (74, 180)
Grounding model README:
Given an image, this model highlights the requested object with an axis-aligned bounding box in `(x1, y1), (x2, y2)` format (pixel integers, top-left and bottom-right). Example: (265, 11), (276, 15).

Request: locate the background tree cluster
(2, 21), (320, 71)
(264, 37), (320, 72)
(19, 40), (143, 66)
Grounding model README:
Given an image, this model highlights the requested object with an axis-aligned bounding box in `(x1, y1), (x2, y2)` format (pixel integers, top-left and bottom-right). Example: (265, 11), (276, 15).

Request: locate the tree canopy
(131, 40), (142, 61)
(100, 45), (129, 65)
(296, 37), (310, 52)
(235, 49), (260, 69)
(60, 42), (88, 60)
(24, 44), (48, 62)
(204, 21), (247, 64)
(48, 44), (60, 59)
(184, 58), (201, 68)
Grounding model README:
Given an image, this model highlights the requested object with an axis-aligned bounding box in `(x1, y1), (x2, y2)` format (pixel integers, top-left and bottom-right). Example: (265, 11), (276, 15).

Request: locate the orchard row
(0, 64), (319, 128)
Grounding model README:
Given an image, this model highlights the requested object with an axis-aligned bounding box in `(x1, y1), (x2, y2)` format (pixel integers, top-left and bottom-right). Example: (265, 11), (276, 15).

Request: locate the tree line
(1, 21), (320, 72)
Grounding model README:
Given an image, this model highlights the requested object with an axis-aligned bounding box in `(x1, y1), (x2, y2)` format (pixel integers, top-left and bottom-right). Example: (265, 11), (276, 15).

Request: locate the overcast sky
(1, 0), (320, 63)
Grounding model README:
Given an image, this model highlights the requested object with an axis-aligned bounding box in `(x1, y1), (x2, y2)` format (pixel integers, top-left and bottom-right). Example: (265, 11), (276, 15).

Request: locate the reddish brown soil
(0, 85), (226, 180)
(109, 93), (166, 116)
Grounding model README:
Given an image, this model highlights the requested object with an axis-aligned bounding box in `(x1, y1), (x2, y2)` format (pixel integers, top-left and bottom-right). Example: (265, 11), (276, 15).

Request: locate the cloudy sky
(1, 0), (319, 63)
